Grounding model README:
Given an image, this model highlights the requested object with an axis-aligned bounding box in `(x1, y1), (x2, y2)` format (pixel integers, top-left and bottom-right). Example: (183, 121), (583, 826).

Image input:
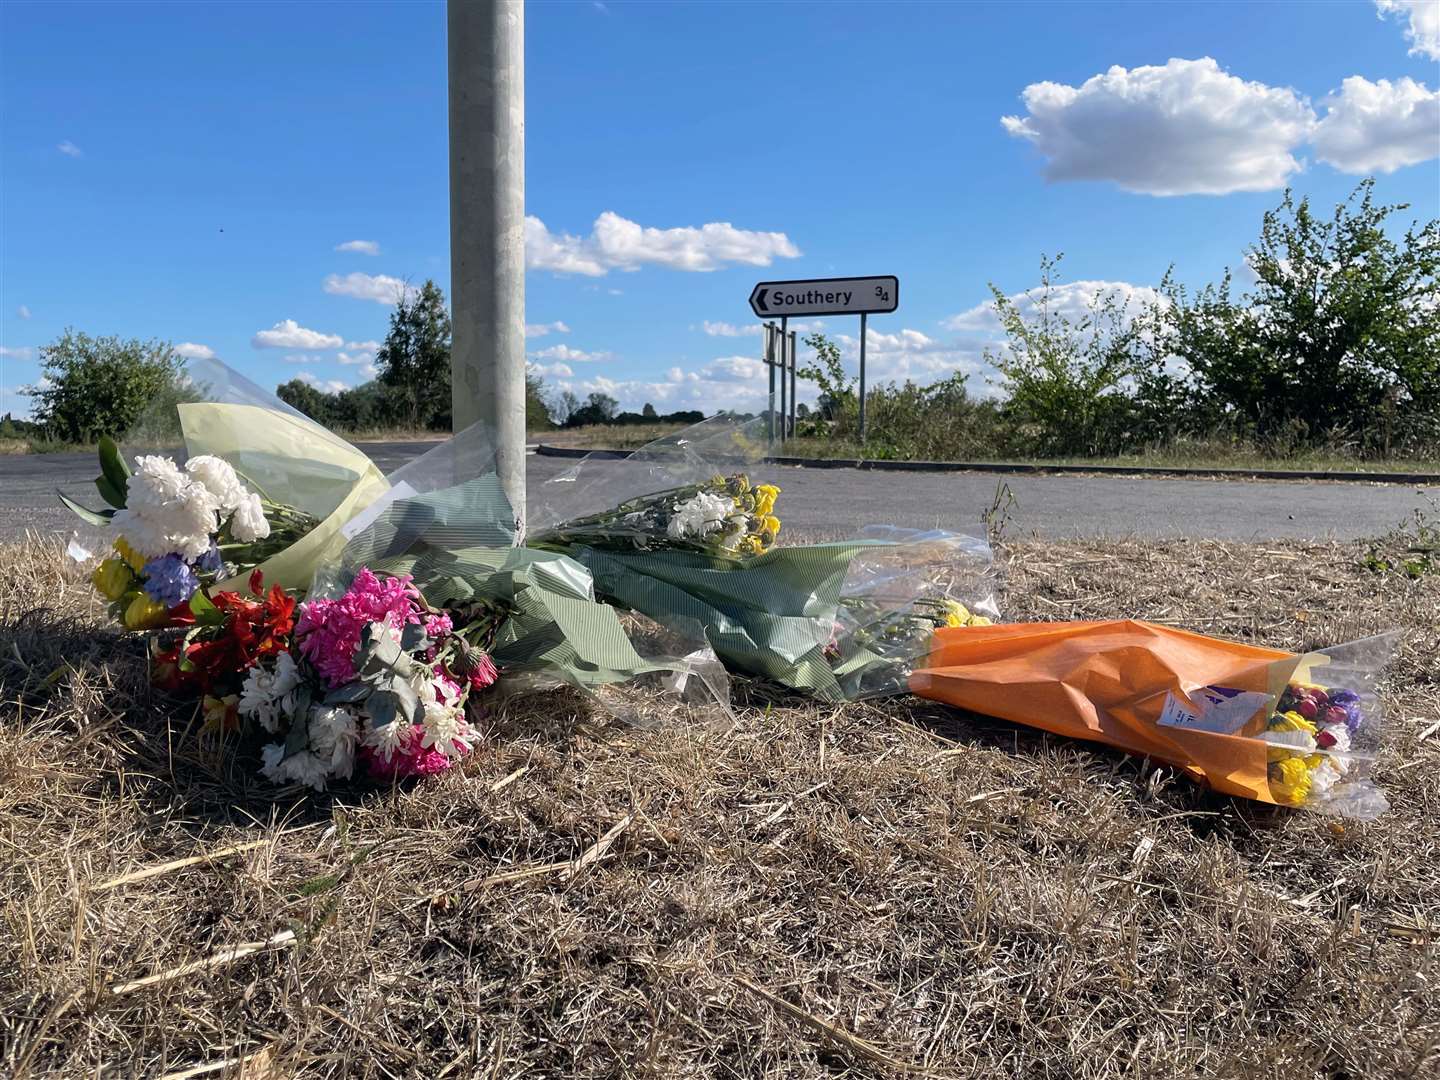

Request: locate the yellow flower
(202, 694), (241, 734)
(123, 591), (169, 630)
(970, 615), (993, 627)
(754, 484), (781, 517)
(728, 474), (751, 495)
(1267, 756), (1313, 805)
(113, 537), (147, 572)
(1268, 710), (1317, 736)
(737, 535), (764, 556)
(92, 558), (135, 601)
(761, 514), (781, 538)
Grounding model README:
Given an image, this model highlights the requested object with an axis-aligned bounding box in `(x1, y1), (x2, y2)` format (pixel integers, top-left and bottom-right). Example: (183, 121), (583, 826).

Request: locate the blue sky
(2, 0), (1437, 420)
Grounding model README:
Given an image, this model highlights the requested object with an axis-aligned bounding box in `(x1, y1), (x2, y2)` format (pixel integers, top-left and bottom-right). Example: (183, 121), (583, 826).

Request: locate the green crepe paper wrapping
(573, 541), (894, 702)
(312, 475), (715, 692)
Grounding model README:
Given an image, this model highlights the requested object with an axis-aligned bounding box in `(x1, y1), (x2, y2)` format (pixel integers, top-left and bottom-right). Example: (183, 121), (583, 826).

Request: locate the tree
(27, 329), (186, 443)
(985, 254), (1142, 456)
(563, 391), (620, 427)
(642, 402), (658, 419)
(375, 279), (452, 431)
(1155, 180), (1440, 452)
(797, 332), (857, 429)
(276, 379), (339, 427)
(525, 371), (554, 432)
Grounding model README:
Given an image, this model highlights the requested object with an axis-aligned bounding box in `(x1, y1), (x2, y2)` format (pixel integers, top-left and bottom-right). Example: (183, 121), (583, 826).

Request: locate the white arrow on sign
(749, 275), (899, 318)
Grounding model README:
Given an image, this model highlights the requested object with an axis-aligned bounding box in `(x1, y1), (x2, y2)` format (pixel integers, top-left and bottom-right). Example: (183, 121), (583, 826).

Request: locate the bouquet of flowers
(531, 427), (999, 701)
(528, 472), (782, 557)
(74, 438), (319, 630)
(154, 567), (500, 790)
(910, 620), (1392, 818)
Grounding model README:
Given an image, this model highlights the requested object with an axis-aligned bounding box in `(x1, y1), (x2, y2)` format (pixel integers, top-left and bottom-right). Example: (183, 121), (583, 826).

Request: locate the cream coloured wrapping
(177, 402), (390, 593)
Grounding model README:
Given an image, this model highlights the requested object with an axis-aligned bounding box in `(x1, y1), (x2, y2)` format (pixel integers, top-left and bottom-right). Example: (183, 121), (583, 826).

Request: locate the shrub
(26, 330), (186, 444)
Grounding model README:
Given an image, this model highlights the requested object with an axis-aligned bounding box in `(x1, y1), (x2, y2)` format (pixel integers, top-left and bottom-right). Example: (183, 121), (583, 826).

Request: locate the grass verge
(773, 435), (1440, 476)
(1, 534), (1437, 1077)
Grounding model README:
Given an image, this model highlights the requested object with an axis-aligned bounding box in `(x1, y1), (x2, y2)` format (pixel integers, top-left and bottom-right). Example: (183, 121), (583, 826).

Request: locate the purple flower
(142, 554), (200, 607)
(194, 543), (223, 575)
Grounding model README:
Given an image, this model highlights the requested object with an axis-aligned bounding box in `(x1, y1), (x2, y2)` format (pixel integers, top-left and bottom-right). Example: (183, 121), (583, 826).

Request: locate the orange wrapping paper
(909, 619), (1310, 805)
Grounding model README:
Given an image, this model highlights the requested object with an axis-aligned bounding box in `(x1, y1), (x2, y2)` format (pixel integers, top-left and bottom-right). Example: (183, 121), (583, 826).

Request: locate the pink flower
(360, 723), (468, 780)
(465, 651), (499, 691)
(296, 568), (434, 688)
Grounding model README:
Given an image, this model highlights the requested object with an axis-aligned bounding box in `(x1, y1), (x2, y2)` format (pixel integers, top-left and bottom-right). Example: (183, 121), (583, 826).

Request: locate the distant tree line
(798, 181), (1439, 461)
(20, 181), (1436, 462)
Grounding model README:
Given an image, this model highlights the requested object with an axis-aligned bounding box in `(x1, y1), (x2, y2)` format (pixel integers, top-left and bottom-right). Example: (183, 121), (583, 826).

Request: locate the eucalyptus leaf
(324, 682), (371, 705)
(400, 623), (429, 652)
(367, 691), (398, 731)
(389, 674), (420, 722)
(284, 707), (311, 757)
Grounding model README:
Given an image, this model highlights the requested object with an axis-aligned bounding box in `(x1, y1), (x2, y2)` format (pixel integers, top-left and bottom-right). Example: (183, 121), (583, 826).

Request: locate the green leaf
(187, 590), (225, 627)
(389, 674), (420, 722)
(95, 473), (127, 510)
(285, 703), (311, 757)
(367, 691), (398, 731)
(324, 682), (370, 705)
(400, 623), (429, 652)
(98, 436), (131, 498)
(58, 489), (116, 526)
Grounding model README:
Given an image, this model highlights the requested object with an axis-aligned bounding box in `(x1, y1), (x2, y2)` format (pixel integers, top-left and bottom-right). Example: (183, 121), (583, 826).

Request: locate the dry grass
(1, 532), (1437, 1079)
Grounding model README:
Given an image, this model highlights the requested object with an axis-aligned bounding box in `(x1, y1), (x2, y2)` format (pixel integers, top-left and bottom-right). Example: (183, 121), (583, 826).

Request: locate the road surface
(1, 443), (1432, 544)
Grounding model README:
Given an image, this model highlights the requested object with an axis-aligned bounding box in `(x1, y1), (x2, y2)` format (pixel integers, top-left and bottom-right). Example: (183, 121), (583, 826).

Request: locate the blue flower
(194, 543), (223, 575)
(142, 554), (200, 607)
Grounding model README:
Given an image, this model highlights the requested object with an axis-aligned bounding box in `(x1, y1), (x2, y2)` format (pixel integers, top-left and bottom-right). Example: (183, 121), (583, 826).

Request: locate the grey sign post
(750, 275), (898, 443)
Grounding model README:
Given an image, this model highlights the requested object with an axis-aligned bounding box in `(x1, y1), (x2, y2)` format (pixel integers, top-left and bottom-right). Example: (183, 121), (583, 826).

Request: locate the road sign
(749, 275), (899, 319)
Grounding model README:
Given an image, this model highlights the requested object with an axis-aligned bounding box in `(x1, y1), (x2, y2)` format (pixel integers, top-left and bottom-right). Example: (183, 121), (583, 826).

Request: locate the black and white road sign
(749, 275), (899, 319)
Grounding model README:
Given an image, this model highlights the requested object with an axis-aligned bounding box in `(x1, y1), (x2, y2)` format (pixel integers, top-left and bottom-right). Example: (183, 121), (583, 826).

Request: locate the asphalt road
(2, 443), (1432, 544)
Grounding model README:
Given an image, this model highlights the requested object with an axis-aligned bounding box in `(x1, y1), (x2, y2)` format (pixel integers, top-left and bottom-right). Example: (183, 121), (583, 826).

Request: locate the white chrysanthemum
(238, 652), (301, 732)
(421, 700), (472, 759)
(186, 455), (246, 512)
(170, 482), (221, 559)
(114, 453), (221, 559)
(1308, 757), (1346, 798)
(308, 705), (358, 780)
(666, 490), (733, 540)
(362, 716), (411, 761)
(126, 455), (189, 511)
(111, 507), (171, 558)
(229, 491), (271, 542)
(259, 745), (329, 790)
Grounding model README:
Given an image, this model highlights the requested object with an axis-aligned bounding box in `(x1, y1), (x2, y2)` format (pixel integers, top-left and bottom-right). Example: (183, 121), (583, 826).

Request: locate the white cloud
(57, 140), (83, 158)
(345, 339), (381, 352)
(322, 272), (417, 305)
(335, 240), (381, 256)
(336, 350), (375, 365)
(173, 342), (216, 360)
(0, 345), (35, 360)
(1376, 0), (1440, 61)
(284, 353), (329, 365)
(525, 320), (572, 338)
(1002, 57), (1316, 196)
(527, 361), (575, 379)
(943, 279), (1165, 333)
(1313, 76), (1440, 173)
(530, 344), (612, 363)
(699, 321), (761, 337)
(16, 306), (31, 320)
(359, 362), (379, 380)
(252, 319), (344, 349)
(526, 211), (801, 276)
(297, 371), (349, 394)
